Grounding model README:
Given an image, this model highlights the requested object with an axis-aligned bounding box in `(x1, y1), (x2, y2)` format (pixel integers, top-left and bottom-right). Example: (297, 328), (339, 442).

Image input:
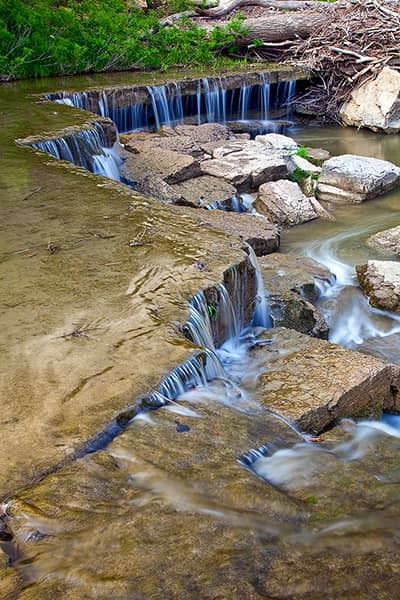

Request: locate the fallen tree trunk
(238, 12), (332, 43)
(197, 0), (331, 18)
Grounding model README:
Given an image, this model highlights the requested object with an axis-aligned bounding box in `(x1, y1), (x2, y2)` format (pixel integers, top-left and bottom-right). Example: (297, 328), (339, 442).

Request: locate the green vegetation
(294, 145), (310, 160)
(0, 0), (248, 80)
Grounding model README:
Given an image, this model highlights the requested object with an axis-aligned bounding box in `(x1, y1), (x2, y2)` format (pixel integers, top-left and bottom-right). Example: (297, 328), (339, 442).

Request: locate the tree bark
(240, 12), (330, 43)
(198, 0), (330, 18)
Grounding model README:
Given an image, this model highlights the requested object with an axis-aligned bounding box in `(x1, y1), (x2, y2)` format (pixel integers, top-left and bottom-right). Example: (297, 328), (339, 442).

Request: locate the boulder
(316, 154), (400, 203)
(200, 140), (289, 191)
(176, 205), (280, 256)
(135, 174), (192, 206)
(255, 133), (298, 152)
(255, 327), (400, 434)
(120, 148), (201, 186)
(258, 253), (332, 338)
(255, 179), (320, 226)
(170, 175), (236, 207)
(340, 67), (400, 134)
(367, 225), (400, 256)
(356, 260), (400, 313)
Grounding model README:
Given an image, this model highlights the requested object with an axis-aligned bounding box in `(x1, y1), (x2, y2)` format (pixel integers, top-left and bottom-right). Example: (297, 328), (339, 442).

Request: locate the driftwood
(196, 0), (328, 18)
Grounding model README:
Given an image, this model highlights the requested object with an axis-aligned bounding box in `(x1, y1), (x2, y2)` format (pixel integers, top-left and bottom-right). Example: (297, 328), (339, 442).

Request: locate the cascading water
(31, 122), (122, 181)
(47, 73), (298, 135)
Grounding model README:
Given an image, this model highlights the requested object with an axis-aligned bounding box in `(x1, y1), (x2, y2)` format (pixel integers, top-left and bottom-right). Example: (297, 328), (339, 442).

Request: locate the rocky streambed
(2, 70), (400, 599)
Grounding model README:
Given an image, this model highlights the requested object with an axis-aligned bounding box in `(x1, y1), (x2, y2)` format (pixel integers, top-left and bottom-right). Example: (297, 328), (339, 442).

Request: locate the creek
(1, 70), (400, 598)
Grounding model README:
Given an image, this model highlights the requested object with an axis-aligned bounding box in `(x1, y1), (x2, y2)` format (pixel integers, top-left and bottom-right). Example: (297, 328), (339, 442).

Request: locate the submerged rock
(356, 260), (400, 313)
(200, 140), (289, 191)
(255, 179), (320, 226)
(367, 224), (400, 256)
(340, 67), (400, 134)
(256, 328), (400, 435)
(258, 253), (332, 338)
(317, 154), (400, 203)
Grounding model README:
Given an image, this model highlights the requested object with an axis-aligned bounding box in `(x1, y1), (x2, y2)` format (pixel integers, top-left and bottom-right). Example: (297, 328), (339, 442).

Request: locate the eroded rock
(317, 154), (400, 203)
(367, 225), (400, 256)
(356, 260), (400, 313)
(256, 328), (400, 434)
(258, 253), (332, 338)
(171, 175), (237, 207)
(255, 133), (298, 152)
(255, 179), (320, 226)
(340, 67), (400, 134)
(200, 140), (289, 191)
(120, 148), (201, 186)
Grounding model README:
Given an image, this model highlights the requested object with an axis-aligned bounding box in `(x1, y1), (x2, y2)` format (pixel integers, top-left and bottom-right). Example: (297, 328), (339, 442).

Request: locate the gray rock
(367, 225), (400, 256)
(120, 148), (201, 186)
(356, 260), (400, 313)
(171, 175), (236, 207)
(256, 328), (400, 435)
(255, 133), (298, 152)
(305, 146), (331, 165)
(340, 67), (400, 134)
(255, 179), (319, 226)
(289, 154), (322, 176)
(317, 154), (400, 203)
(200, 140), (289, 191)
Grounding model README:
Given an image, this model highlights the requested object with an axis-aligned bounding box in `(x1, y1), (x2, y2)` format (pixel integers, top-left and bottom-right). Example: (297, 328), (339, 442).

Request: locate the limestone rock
(255, 179), (319, 226)
(367, 225), (400, 256)
(176, 205), (280, 256)
(135, 174), (191, 206)
(120, 148), (201, 186)
(170, 175), (236, 207)
(258, 253), (332, 338)
(356, 260), (400, 313)
(305, 146), (331, 166)
(200, 140), (289, 191)
(317, 154), (400, 203)
(290, 154), (322, 176)
(255, 133), (298, 152)
(256, 328), (400, 434)
(340, 67), (400, 134)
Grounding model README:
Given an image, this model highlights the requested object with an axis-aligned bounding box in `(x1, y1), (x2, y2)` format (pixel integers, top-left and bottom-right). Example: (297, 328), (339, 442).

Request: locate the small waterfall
(247, 245), (273, 328)
(202, 78), (227, 124)
(259, 73), (270, 121)
(31, 123), (121, 181)
(239, 85), (251, 121)
(147, 83), (184, 130)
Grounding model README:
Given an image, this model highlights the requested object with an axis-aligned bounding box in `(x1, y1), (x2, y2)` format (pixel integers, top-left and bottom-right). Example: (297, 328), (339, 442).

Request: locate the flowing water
(2, 72), (400, 598)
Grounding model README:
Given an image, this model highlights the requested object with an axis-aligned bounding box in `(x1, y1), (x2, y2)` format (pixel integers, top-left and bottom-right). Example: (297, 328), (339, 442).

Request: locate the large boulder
(200, 140), (289, 191)
(255, 179), (320, 226)
(258, 253), (331, 338)
(120, 148), (201, 186)
(176, 205), (280, 256)
(317, 154), (400, 203)
(356, 260), (400, 313)
(367, 225), (400, 256)
(255, 328), (400, 435)
(170, 175), (237, 207)
(340, 67), (400, 134)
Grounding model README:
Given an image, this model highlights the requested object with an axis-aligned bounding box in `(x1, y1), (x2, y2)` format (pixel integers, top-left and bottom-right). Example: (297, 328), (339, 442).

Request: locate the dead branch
(196, 0), (327, 18)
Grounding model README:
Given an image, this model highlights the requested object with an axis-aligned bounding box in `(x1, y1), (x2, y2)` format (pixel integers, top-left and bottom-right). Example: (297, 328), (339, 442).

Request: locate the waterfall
(247, 245), (273, 328)
(47, 74), (299, 134)
(31, 123), (121, 181)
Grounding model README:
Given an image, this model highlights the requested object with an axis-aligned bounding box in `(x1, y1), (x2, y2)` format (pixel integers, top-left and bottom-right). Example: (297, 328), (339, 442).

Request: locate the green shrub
(0, 0), (247, 79)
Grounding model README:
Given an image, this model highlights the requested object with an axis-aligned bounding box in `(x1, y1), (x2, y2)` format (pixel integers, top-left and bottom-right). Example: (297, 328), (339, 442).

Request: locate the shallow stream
(2, 72), (400, 598)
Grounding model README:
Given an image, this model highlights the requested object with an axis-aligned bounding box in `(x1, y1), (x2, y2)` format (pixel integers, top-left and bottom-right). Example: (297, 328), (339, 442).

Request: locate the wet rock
(255, 327), (400, 434)
(255, 179), (320, 226)
(255, 133), (298, 152)
(340, 67), (400, 134)
(170, 175), (237, 207)
(317, 154), (400, 203)
(135, 174), (189, 205)
(226, 120), (293, 135)
(120, 148), (201, 186)
(258, 253), (332, 338)
(176, 204), (280, 257)
(367, 225), (400, 256)
(200, 140), (289, 191)
(356, 260), (400, 313)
